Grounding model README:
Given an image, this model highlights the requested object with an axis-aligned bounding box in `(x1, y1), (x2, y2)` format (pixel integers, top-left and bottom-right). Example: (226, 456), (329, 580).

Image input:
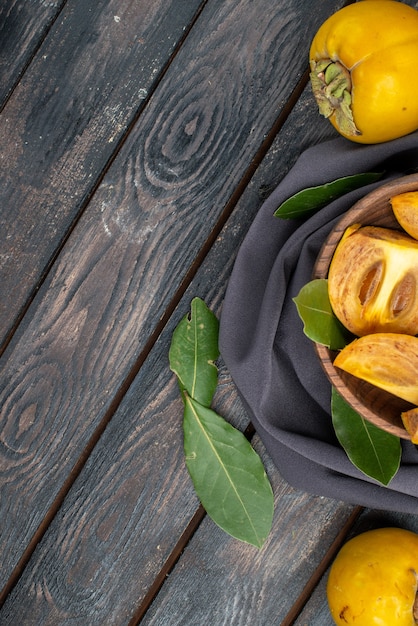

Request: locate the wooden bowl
(313, 172), (418, 440)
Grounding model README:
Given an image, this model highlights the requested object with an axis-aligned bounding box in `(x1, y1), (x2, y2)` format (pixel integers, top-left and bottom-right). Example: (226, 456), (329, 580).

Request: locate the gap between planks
(117, 2), (361, 620)
(280, 506), (364, 626)
(128, 453), (363, 624)
(0, 0), (209, 361)
(0, 0), (209, 607)
(0, 0), (360, 614)
(0, 1), (67, 116)
(0, 61), (308, 611)
(124, 2), (357, 615)
(128, 423), (256, 625)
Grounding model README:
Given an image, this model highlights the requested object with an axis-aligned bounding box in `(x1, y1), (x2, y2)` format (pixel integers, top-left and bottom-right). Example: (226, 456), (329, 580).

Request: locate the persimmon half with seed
(327, 527), (418, 625)
(328, 225), (418, 336)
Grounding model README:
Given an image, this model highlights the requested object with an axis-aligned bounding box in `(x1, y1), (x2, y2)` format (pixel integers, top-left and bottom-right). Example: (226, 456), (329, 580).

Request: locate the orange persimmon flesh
(401, 407), (418, 444)
(334, 333), (418, 406)
(328, 226), (418, 336)
(391, 191), (418, 241)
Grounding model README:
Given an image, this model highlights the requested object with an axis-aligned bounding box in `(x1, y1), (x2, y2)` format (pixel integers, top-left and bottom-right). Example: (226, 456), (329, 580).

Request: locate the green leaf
(170, 298), (274, 547)
(274, 171), (383, 219)
(331, 388), (401, 486)
(293, 279), (350, 350)
(183, 395), (274, 548)
(169, 297), (220, 407)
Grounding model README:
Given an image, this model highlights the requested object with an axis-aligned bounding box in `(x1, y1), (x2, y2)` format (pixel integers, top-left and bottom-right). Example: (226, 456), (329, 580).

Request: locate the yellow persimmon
(327, 528), (418, 625)
(310, 1), (418, 144)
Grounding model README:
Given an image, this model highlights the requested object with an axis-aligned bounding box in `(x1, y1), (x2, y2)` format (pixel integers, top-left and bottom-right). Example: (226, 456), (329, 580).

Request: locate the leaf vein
(187, 397), (262, 543)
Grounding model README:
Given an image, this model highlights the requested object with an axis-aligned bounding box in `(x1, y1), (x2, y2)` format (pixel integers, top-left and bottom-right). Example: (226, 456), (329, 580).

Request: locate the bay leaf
(293, 279), (350, 350)
(274, 171), (383, 219)
(331, 388), (401, 486)
(169, 297), (219, 407)
(183, 395), (274, 548)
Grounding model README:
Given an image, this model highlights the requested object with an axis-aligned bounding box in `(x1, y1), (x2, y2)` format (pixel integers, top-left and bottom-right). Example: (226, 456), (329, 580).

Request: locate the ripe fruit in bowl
(327, 527), (418, 625)
(328, 225), (418, 337)
(391, 191), (418, 240)
(313, 174), (418, 439)
(334, 333), (418, 405)
(401, 407), (418, 444)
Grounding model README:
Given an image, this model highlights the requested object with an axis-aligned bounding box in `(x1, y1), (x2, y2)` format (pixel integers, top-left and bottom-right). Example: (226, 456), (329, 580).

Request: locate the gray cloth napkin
(220, 132), (418, 512)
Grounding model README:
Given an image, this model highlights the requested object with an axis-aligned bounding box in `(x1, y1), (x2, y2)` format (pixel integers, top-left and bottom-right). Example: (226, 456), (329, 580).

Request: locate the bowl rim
(313, 171), (418, 440)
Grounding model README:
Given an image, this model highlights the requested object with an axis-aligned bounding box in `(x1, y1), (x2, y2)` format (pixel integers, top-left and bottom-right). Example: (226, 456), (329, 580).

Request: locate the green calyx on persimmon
(309, 1), (418, 144)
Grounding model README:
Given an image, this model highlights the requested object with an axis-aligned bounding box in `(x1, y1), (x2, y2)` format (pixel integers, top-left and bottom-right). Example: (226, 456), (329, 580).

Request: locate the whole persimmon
(327, 528), (418, 625)
(309, 1), (418, 143)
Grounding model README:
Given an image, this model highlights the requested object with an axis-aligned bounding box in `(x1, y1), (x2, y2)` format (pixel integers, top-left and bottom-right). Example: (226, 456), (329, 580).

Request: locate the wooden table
(1, 1), (418, 624)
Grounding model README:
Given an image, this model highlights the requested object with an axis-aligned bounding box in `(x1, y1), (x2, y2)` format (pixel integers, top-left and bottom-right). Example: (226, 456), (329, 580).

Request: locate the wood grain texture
(2, 0), (418, 622)
(0, 0), (204, 587)
(0, 0), (347, 593)
(0, 82), (340, 623)
(1, 371), (199, 625)
(0, 0), (204, 350)
(0, 0), (66, 109)
(0, 355), (257, 624)
(140, 440), (355, 626)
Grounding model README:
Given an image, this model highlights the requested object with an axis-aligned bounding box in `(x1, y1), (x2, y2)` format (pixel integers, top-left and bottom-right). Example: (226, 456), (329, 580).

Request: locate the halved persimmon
(328, 226), (418, 336)
(391, 191), (418, 241)
(334, 333), (418, 406)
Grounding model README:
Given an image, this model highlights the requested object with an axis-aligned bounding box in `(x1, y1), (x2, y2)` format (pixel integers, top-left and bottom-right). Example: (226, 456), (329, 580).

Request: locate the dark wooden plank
(140, 443), (356, 626)
(0, 80), (341, 622)
(0, 0), (204, 350)
(3, 0), (418, 622)
(294, 509), (418, 625)
(0, 370), (199, 624)
(0, 0), (67, 109)
(0, 0), (347, 594)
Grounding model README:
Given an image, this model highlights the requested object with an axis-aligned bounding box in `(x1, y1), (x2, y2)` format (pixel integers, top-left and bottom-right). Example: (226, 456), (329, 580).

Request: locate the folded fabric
(219, 131), (418, 512)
